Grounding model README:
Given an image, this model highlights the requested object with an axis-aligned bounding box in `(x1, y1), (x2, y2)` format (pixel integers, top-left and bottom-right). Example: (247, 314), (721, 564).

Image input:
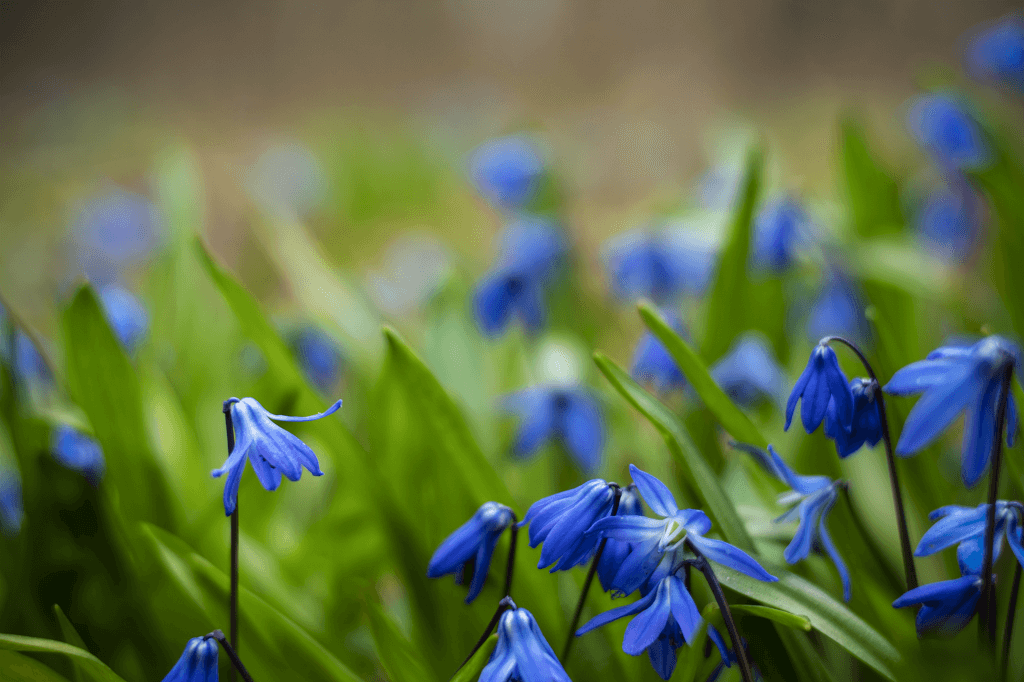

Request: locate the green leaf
(0, 635), (124, 682)
(53, 606), (89, 682)
(839, 116), (903, 238)
(366, 602), (440, 682)
(0, 650), (71, 682)
(639, 302), (768, 449)
(593, 351), (755, 552)
(449, 635), (496, 682)
(727, 604), (812, 631)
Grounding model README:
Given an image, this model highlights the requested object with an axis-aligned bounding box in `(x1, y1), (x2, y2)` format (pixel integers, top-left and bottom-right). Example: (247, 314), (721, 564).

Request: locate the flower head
(470, 136), (545, 211)
(752, 197), (809, 272)
(161, 636), (218, 682)
(519, 479), (617, 572)
(884, 335), (1020, 486)
(823, 377), (882, 458)
(604, 228), (716, 303)
(51, 425), (105, 486)
(291, 326), (343, 393)
(907, 94), (989, 171)
(786, 342), (854, 434)
(483, 604), (571, 682)
(72, 187), (164, 285)
(502, 386), (605, 472)
(710, 333), (786, 409)
(596, 484), (645, 592)
(427, 502), (514, 604)
(631, 312), (688, 393)
(966, 13), (1024, 92)
(99, 285), (148, 355)
(914, 501), (1024, 576)
(915, 178), (985, 264)
(893, 574), (985, 637)
(212, 397), (340, 515)
(0, 469), (23, 536)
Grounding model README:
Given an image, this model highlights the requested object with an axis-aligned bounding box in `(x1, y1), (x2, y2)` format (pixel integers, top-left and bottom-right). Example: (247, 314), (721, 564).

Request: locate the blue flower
(892, 574), (985, 637)
(604, 228), (716, 303)
(72, 187), (164, 285)
(631, 312), (688, 393)
(907, 94), (989, 171)
(786, 342), (854, 434)
(823, 378), (882, 458)
(915, 178), (984, 264)
(576, 573), (701, 680)
(482, 604), (571, 682)
(473, 218), (565, 337)
(884, 336), (1020, 486)
(51, 425), (105, 486)
(161, 636), (219, 682)
(519, 479), (616, 572)
(427, 501), (515, 604)
(99, 285), (148, 355)
(13, 331), (51, 388)
(502, 385), (605, 472)
(966, 14), (1024, 92)
(291, 326), (343, 392)
(805, 275), (867, 344)
(587, 465), (777, 596)
(596, 484), (645, 592)
(752, 197), (809, 272)
(212, 397), (340, 515)
(470, 136), (545, 211)
(710, 333), (786, 409)
(0, 470), (23, 536)
(914, 502), (1024, 576)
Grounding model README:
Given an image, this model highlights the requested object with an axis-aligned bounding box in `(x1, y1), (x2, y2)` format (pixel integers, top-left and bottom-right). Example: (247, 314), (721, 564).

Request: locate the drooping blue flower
(587, 465), (777, 596)
(631, 312), (688, 393)
(907, 94), (989, 171)
(212, 397), (340, 515)
(915, 178), (985, 264)
(161, 636), (219, 682)
(470, 136), (546, 211)
(892, 574), (985, 637)
(823, 377), (883, 458)
(72, 187), (164, 285)
(502, 385), (605, 472)
(710, 333), (787, 409)
(966, 14), (1024, 92)
(427, 501), (515, 604)
(604, 228), (717, 303)
(751, 197), (809, 272)
(805, 275), (867, 344)
(786, 342), (854, 435)
(99, 285), (148, 355)
(473, 218), (565, 337)
(519, 479), (616, 572)
(13, 331), (52, 388)
(884, 336), (1020, 486)
(596, 483), (645, 592)
(0, 470), (23, 536)
(291, 326), (343, 393)
(51, 425), (105, 486)
(914, 501), (1024, 576)
(482, 604), (571, 682)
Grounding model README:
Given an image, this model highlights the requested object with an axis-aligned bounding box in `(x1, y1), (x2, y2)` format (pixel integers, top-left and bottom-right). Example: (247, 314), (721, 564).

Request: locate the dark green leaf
(839, 117), (903, 238)
(0, 650), (71, 682)
(449, 635), (496, 682)
(366, 601), (439, 682)
(53, 605), (89, 682)
(0, 635), (124, 682)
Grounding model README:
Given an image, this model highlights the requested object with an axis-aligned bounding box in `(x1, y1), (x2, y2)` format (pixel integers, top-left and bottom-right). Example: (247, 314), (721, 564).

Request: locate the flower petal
(629, 464), (679, 516)
(667, 574), (702, 643)
(689, 535), (778, 582)
(576, 589), (658, 636)
(622, 579), (673, 655)
(259, 398), (343, 422)
(473, 272), (516, 336)
(560, 392), (605, 473)
(895, 361), (981, 455)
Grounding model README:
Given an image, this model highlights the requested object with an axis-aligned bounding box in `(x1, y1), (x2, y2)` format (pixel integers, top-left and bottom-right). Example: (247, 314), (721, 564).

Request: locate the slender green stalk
(209, 629), (255, 682)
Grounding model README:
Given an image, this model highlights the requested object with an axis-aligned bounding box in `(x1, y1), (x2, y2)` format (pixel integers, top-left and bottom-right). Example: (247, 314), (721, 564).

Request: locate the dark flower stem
(824, 336), (918, 592)
(980, 364), (1015, 647)
(457, 596), (516, 672)
(685, 540), (755, 682)
(208, 630), (255, 682)
(223, 403), (239, 682)
(503, 515), (518, 598)
(1002, 562), (1022, 679)
(561, 483), (622, 664)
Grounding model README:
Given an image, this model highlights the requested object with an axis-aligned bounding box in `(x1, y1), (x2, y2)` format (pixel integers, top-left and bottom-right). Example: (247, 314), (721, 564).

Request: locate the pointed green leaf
(449, 635), (496, 682)
(839, 116), (903, 238)
(0, 635), (124, 682)
(366, 601), (439, 682)
(0, 650), (71, 682)
(725, 604), (812, 631)
(53, 606), (90, 682)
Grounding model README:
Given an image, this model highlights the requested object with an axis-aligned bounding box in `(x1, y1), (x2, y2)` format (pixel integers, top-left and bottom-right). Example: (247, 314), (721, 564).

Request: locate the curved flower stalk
(710, 333), (787, 409)
(631, 311), (689, 394)
(428, 502), (516, 604)
(501, 385), (605, 473)
(482, 604), (571, 682)
(470, 136), (546, 211)
(51, 425), (105, 486)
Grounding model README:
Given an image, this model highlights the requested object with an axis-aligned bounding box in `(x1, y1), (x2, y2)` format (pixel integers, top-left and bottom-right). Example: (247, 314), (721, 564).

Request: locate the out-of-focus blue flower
(519, 479), (616, 572)
(366, 233), (452, 316)
(482, 604), (571, 682)
(604, 228), (717, 303)
(805, 276), (867, 344)
(427, 501), (515, 604)
(98, 285), (148, 355)
(885, 336), (1020, 486)
(13, 331), (51, 388)
(0, 470), (23, 536)
(892, 574), (985, 637)
(247, 140), (327, 217)
(576, 573), (701, 680)
(966, 14), (1024, 92)
(212, 397), (340, 515)
(710, 333), (786, 408)
(631, 312), (688, 393)
(596, 483), (644, 591)
(916, 178), (985, 264)
(72, 187), (164, 285)
(470, 136), (545, 211)
(502, 385), (605, 472)
(161, 636), (219, 682)
(914, 502), (1024, 576)
(587, 465), (777, 596)
(51, 425), (105, 486)
(752, 197), (809, 272)
(291, 326), (343, 393)
(473, 218), (565, 337)
(907, 94), (989, 171)
(739, 443), (850, 600)
(786, 342), (854, 435)
(824, 377), (883, 458)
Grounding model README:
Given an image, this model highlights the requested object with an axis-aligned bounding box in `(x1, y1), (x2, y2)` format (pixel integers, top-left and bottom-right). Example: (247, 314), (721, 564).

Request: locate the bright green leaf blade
(366, 602), (440, 682)
(593, 351), (755, 552)
(727, 604), (812, 631)
(639, 302), (768, 449)
(0, 635), (124, 682)
(449, 635), (496, 682)
(839, 116), (904, 238)
(0, 650), (72, 682)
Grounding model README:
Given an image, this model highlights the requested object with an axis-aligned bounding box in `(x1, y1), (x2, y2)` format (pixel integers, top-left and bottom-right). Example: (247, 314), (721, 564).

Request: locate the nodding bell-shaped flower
(596, 484), (644, 592)
(604, 228), (716, 303)
(470, 136), (545, 211)
(966, 14), (1024, 93)
(482, 604), (571, 682)
(885, 336), (1020, 486)
(501, 385), (605, 473)
(751, 197), (809, 273)
(907, 93), (989, 171)
(427, 502), (515, 604)
(631, 312), (688, 394)
(0, 470), (23, 536)
(98, 285), (148, 355)
(710, 333), (787, 409)
(519, 479), (617, 572)
(914, 501), (1024, 576)
(291, 326), (343, 393)
(892, 574), (986, 637)
(823, 378), (882, 458)
(161, 636), (219, 682)
(51, 425), (105, 486)
(213, 397), (340, 516)
(786, 342), (854, 435)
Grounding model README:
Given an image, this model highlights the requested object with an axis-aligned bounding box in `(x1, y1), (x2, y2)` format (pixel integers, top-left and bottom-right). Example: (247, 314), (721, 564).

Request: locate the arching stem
(208, 630), (255, 682)
(456, 596), (516, 673)
(503, 515), (518, 599)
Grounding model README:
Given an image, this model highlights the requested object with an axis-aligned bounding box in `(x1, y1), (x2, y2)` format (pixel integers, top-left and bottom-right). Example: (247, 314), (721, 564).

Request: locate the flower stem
(824, 335), (918, 591)
(1002, 562), (1022, 680)
(980, 364), (1015, 647)
(208, 629), (255, 682)
(223, 404), (239, 682)
(561, 484), (622, 664)
(503, 515), (518, 599)
(686, 540), (755, 682)
(457, 596), (516, 673)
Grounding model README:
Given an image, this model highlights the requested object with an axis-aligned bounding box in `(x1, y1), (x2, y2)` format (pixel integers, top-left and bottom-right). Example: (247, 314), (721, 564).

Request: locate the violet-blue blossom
(915, 178), (984, 264)
(823, 377), (882, 458)
(752, 197), (809, 272)
(786, 342), (854, 435)
(966, 13), (1024, 92)
(72, 187), (164, 285)
(99, 285), (148, 355)
(914, 501), (1024, 576)
(518, 479), (616, 572)
(907, 94), (989, 171)
(291, 326), (343, 393)
(604, 228), (716, 303)
(51, 425), (105, 486)
(0, 470), (22, 536)
(502, 385), (605, 473)
(482, 604), (571, 682)
(161, 636), (218, 682)
(711, 333), (786, 409)
(427, 501), (515, 604)
(892, 574), (985, 637)
(805, 276), (867, 344)
(470, 136), (545, 211)
(631, 312), (688, 393)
